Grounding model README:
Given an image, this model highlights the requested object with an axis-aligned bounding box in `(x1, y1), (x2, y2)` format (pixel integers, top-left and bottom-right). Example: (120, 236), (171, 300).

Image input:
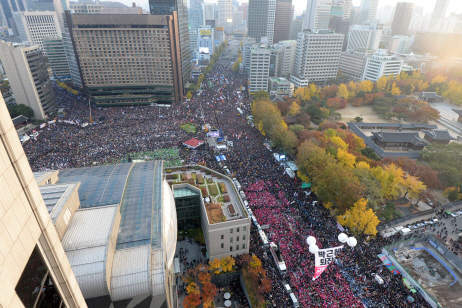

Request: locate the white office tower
(339, 49), (374, 81)
(273, 40), (297, 78)
(248, 44), (271, 93)
(387, 35), (411, 54)
(429, 0), (450, 30)
(290, 30), (344, 88)
(359, 0), (378, 24)
(0, 42), (57, 119)
(218, 0), (232, 27)
(304, 0), (332, 30)
(362, 49), (403, 81)
(346, 20), (382, 51)
(243, 37), (257, 71)
(198, 26), (215, 55)
(13, 11), (62, 53)
(343, 0), (353, 19)
(204, 3), (215, 20)
(248, 0), (276, 45)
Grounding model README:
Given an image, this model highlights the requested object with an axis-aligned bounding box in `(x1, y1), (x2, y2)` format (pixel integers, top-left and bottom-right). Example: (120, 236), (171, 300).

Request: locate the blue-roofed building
(47, 161), (179, 308)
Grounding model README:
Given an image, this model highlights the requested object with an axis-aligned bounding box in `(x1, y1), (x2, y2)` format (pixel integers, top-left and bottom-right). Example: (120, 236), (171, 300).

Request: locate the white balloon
(309, 244), (319, 254)
(306, 236), (316, 246)
(338, 233), (348, 243)
(347, 237), (357, 247)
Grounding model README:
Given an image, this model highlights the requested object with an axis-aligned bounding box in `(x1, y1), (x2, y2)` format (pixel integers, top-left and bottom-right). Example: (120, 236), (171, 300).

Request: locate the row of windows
(220, 244), (246, 251)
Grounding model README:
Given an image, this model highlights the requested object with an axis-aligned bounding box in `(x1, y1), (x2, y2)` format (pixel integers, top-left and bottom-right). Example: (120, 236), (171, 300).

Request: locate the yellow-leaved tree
(432, 75), (448, 84)
(220, 255), (235, 272)
(337, 148), (356, 169)
(209, 258), (221, 274)
(288, 101), (300, 116)
(358, 80), (373, 92)
(250, 255), (262, 268)
(330, 136), (348, 150)
(337, 84), (349, 99)
(376, 76), (387, 92)
(337, 198), (380, 236)
(390, 82), (401, 95)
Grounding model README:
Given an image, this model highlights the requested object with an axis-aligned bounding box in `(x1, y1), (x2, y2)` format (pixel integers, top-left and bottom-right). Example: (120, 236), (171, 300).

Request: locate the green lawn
(180, 123), (198, 133)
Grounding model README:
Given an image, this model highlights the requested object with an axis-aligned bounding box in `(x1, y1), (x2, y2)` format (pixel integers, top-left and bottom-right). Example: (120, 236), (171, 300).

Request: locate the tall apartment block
(0, 94), (86, 308)
(304, 0), (332, 30)
(391, 2), (414, 36)
(346, 20), (383, 51)
(359, 0), (379, 23)
(248, 0), (276, 44)
(66, 13), (183, 106)
(273, 0), (292, 44)
(217, 0), (232, 28)
(290, 30), (344, 88)
(0, 42), (57, 119)
(43, 36), (71, 79)
(248, 44), (271, 93)
(13, 11), (62, 53)
(150, 0), (191, 90)
(362, 49), (403, 81)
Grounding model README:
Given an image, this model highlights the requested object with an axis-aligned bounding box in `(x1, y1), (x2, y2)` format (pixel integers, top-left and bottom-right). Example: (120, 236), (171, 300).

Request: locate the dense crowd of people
(23, 42), (434, 307)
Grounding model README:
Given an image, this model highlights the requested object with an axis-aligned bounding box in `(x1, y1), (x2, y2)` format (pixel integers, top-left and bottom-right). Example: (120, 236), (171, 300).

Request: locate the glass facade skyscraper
(150, 0), (191, 91)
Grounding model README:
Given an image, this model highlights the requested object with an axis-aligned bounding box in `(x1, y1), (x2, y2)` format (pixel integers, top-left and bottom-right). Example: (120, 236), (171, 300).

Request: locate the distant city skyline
(98, 0), (462, 22)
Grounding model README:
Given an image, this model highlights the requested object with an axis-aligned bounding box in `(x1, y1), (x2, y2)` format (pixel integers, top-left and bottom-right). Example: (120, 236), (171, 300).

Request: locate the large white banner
(313, 245), (344, 280)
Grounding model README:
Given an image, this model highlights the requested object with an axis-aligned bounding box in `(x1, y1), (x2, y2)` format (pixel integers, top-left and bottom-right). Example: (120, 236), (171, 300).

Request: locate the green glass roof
(58, 164), (133, 208)
(173, 186), (200, 198)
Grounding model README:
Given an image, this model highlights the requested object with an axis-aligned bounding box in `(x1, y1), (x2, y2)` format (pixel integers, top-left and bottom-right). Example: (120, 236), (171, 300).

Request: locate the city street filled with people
(23, 42), (434, 307)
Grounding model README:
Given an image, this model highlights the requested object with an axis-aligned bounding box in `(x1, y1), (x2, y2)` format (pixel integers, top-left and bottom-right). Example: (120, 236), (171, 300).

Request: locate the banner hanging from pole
(313, 245), (344, 281)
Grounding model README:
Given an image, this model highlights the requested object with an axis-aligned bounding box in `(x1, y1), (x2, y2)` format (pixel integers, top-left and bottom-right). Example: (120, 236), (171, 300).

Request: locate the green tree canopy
(7, 104), (34, 119)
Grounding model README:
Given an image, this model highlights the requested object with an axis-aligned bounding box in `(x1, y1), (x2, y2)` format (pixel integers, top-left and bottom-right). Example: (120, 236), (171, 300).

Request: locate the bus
(269, 242), (287, 273)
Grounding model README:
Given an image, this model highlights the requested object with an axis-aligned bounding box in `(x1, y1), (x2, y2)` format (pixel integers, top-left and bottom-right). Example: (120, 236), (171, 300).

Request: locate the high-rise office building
(359, 0), (378, 24)
(150, 0), (191, 90)
(218, 0), (232, 28)
(346, 20), (383, 51)
(291, 16), (304, 40)
(204, 3), (215, 20)
(189, 8), (204, 52)
(391, 2), (414, 35)
(331, 0), (344, 18)
(243, 37), (257, 71)
(429, 0), (450, 30)
(0, 95), (86, 308)
(248, 45), (271, 93)
(43, 36), (71, 79)
(232, 10), (243, 31)
(304, 0), (332, 30)
(190, 0), (203, 9)
(63, 11), (83, 88)
(0, 42), (57, 119)
(343, 0), (352, 19)
(290, 29), (344, 87)
(248, 0), (276, 44)
(13, 11), (62, 53)
(238, 2), (247, 21)
(0, 0), (27, 31)
(269, 46), (283, 77)
(274, 40), (297, 77)
(349, 6), (361, 25)
(387, 35), (411, 54)
(198, 26), (215, 55)
(362, 49), (403, 81)
(273, 0), (292, 44)
(339, 49), (373, 81)
(67, 13), (183, 106)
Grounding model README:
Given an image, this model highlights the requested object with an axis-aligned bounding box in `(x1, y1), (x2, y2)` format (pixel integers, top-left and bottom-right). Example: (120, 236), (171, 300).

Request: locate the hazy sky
(126, 0), (462, 19)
